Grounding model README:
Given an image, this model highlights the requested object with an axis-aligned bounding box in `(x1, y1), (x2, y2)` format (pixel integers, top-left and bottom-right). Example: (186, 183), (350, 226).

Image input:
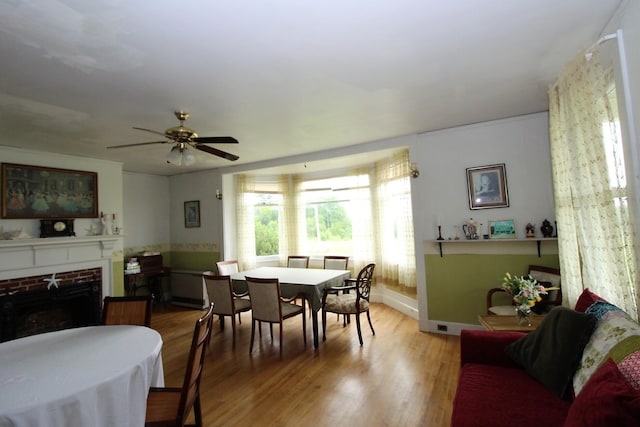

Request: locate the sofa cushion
(573, 301), (640, 395)
(574, 288), (606, 312)
(451, 363), (570, 427)
(563, 359), (640, 427)
(505, 306), (596, 399)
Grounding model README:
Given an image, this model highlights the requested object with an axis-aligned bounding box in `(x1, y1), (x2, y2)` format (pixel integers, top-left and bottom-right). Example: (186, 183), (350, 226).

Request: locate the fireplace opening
(0, 281), (102, 342)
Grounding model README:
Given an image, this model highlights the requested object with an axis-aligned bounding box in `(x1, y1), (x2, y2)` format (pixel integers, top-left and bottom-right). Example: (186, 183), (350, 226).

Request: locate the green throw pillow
(505, 306), (596, 399)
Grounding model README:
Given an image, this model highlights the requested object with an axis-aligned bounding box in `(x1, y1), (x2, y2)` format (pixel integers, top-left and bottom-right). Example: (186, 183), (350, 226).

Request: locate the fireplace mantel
(0, 236), (122, 297)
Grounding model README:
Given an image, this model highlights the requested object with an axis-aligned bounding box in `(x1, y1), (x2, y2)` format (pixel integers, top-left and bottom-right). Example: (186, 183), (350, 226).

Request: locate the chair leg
(269, 323), (273, 340)
(193, 394), (203, 427)
(355, 313), (363, 346)
(249, 319), (256, 354)
(302, 306), (307, 345)
(279, 322), (283, 360)
(231, 314), (236, 349)
(367, 310), (375, 336)
(219, 315), (225, 331)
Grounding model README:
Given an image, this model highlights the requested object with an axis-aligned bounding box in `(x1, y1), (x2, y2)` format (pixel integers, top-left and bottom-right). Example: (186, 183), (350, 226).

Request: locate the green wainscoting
(425, 241), (559, 325)
(169, 250), (220, 272)
(112, 260), (124, 296)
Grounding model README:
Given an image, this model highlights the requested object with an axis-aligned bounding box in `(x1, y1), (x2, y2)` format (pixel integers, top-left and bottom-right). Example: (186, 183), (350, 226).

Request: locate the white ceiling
(0, 0), (622, 176)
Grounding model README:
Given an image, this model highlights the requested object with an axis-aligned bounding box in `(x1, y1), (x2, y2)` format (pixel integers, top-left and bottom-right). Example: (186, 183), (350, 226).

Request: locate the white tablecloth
(0, 325), (164, 427)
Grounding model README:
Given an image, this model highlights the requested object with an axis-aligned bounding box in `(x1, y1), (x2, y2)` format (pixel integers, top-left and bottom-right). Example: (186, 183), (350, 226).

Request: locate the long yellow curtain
(235, 174), (257, 271)
(373, 151), (416, 294)
(548, 46), (639, 320)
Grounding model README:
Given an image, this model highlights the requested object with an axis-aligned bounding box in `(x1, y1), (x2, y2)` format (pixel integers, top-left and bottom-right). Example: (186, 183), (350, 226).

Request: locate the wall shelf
(434, 238), (558, 257)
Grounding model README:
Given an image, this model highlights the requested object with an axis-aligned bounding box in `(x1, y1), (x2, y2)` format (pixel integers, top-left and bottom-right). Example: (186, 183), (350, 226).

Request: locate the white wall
(122, 172), (170, 249)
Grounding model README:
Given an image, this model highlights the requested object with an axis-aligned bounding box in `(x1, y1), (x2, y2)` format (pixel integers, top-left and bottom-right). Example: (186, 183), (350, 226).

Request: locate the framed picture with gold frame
(1, 163), (98, 219)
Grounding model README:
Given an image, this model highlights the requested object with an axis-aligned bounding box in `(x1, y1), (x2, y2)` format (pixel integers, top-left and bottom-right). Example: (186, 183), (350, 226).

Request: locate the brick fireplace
(0, 236), (120, 340)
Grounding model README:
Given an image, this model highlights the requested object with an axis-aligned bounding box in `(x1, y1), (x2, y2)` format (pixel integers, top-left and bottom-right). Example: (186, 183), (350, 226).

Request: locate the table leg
(312, 309), (319, 349)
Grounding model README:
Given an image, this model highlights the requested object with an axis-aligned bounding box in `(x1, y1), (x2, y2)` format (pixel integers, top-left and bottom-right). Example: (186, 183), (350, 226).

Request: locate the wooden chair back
(178, 303), (214, 424)
(202, 274), (235, 316)
(323, 255), (349, 270)
(355, 263), (375, 301)
(245, 277), (282, 323)
(287, 255), (310, 269)
(216, 260), (239, 275)
(102, 295), (153, 327)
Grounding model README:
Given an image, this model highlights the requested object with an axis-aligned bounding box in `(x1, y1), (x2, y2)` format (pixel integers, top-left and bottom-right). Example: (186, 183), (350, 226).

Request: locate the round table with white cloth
(0, 325), (164, 427)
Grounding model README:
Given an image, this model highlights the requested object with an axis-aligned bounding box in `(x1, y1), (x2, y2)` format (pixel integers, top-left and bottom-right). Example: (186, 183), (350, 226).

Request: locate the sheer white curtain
(278, 174), (304, 265)
(373, 151), (416, 294)
(548, 46), (639, 320)
(235, 174), (257, 271)
(347, 168), (376, 273)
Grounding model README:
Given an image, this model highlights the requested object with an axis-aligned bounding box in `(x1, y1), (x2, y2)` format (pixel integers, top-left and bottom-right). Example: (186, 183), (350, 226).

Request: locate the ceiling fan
(107, 111), (239, 165)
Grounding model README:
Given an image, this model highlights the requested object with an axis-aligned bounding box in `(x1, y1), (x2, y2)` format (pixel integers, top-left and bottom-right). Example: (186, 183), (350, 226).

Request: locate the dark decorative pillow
(563, 359), (640, 427)
(505, 306), (596, 399)
(574, 288), (607, 312)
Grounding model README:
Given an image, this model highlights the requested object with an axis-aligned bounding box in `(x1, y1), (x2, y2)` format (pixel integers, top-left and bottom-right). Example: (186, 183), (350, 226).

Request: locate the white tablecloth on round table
(0, 325), (164, 427)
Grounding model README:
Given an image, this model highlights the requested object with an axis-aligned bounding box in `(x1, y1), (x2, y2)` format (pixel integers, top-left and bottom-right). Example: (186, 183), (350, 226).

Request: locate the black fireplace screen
(0, 281), (101, 342)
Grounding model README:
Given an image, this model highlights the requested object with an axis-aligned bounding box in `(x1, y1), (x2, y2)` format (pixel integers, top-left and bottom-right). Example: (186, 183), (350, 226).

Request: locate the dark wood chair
(202, 273), (251, 347)
(144, 303), (214, 427)
(322, 263), (376, 346)
(486, 265), (561, 315)
(245, 276), (306, 359)
(287, 255), (310, 269)
(102, 295), (153, 327)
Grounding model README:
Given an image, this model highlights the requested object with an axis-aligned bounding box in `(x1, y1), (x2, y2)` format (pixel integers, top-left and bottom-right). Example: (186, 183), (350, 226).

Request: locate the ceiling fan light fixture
(167, 146), (183, 165)
(182, 147), (196, 166)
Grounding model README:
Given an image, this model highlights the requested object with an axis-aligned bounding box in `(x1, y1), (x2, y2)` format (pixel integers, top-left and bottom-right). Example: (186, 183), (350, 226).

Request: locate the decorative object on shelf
(525, 223), (536, 238)
(100, 212), (115, 235)
(462, 218), (479, 240)
(0, 227), (32, 240)
(466, 163), (509, 210)
(40, 219), (75, 238)
(541, 219), (554, 238)
(489, 219), (516, 239)
(184, 200), (201, 228)
(454, 225), (461, 240)
(216, 189), (223, 200)
(436, 225), (444, 241)
(501, 272), (557, 327)
(1, 163), (98, 219)
(85, 223), (98, 236)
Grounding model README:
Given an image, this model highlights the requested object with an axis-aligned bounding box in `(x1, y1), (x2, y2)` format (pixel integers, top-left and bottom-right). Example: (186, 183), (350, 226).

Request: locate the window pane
(254, 193), (281, 256)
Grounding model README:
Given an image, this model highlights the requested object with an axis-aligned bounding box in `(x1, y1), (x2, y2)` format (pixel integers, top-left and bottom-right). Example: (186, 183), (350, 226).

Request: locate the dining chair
(102, 295), (153, 327)
(287, 255), (310, 269)
(145, 303), (214, 427)
(216, 260), (239, 275)
(323, 255), (349, 270)
(322, 263), (375, 346)
(202, 273), (251, 347)
(245, 276), (306, 358)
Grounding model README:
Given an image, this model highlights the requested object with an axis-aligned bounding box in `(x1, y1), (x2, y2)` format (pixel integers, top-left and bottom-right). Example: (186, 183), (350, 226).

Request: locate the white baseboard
(425, 320), (483, 336)
(372, 287), (419, 320)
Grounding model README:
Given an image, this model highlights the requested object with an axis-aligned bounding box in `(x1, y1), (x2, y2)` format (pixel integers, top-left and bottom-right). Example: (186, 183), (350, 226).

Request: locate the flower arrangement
(501, 272), (549, 312)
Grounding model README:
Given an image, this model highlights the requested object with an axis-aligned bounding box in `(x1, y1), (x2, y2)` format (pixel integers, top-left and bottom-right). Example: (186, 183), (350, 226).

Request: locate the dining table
(0, 325), (164, 427)
(231, 266), (351, 349)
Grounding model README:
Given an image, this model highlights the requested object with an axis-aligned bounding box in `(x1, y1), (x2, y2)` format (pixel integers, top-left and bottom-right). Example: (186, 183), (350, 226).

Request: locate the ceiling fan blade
(192, 136), (239, 144)
(132, 127), (167, 138)
(195, 144), (239, 161)
(107, 141), (168, 149)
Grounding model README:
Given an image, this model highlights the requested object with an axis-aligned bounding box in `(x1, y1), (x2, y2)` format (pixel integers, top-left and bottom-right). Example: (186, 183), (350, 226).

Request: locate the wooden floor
(151, 303), (461, 427)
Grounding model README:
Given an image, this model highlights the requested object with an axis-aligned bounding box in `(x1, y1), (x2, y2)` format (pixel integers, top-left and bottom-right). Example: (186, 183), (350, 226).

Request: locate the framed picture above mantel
(1, 163), (98, 219)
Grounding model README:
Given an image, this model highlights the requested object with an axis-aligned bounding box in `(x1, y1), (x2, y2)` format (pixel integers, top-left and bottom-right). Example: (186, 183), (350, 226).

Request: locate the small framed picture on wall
(184, 200), (200, 228)
(466, 163), (509, 210)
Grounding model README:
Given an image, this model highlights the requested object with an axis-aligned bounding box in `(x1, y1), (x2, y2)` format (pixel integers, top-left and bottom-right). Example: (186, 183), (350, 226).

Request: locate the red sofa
(450, 289), (640, 427)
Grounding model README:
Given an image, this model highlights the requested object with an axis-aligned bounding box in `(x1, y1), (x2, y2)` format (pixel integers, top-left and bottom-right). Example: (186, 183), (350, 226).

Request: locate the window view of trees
(305, 199), (352, 241)
(254, 193), (281, 256)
